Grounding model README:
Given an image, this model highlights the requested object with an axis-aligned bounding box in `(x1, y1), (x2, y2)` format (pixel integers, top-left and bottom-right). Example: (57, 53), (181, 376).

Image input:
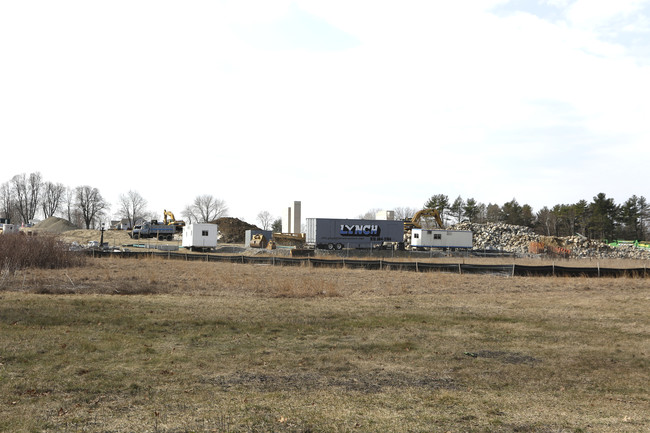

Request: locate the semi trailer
(306, 218), (404, 250)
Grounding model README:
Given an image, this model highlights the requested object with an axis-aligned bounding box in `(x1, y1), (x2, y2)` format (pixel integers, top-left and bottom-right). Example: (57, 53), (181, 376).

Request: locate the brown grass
(0, 257), (648, 432)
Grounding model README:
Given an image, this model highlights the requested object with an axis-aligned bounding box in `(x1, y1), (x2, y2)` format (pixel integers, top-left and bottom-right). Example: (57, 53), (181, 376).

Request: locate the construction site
(8, 200), (648, 264)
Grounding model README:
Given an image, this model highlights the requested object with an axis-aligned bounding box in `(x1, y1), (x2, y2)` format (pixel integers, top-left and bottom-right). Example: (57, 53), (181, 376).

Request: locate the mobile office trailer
(410, 228), (473, 249)
(182, 223), (218, 251)
(306, 218), (404, 250)
(1, 224), (19, 234)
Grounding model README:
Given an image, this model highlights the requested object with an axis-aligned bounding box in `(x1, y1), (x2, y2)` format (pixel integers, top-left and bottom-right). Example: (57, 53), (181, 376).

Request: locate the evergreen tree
(618, 195), (644, 240)
(424, 194), (449, 224)
(486, 203), (501, 222)
(463, 198), (479, 223)
(501, 199), (523, 225)
(450, 196), (465, 224)
(587, 193), (618, 240)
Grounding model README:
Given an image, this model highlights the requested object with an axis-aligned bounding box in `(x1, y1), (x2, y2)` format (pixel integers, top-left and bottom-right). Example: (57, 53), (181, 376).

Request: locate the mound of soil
(34, 217), (78, 234)
(214, 217), (259, 243)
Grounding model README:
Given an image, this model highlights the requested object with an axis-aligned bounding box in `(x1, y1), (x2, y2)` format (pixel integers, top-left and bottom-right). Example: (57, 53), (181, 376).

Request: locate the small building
(1, 224), (19, 234)
(112, 219), (133, 230)
(411, 229), (473, 249)
(182, 223), (218, 251)
(375, 210), (395, 220)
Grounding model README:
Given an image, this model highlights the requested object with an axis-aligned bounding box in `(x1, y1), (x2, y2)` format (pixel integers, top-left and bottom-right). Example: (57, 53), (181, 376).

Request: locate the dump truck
(306, 218), (404, 250)
(129, 222), (176, 240)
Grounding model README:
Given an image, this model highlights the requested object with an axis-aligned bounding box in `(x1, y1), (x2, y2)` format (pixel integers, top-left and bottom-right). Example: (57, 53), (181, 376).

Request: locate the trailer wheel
(335, 243), (343, 250)
(158, 235), (164, 241)
(166, 235), (173, 241)
(327, 243), (335, 250)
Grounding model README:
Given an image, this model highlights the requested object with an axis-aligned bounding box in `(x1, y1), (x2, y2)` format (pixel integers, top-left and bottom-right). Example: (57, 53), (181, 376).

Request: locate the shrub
(0, 234), (86, 273)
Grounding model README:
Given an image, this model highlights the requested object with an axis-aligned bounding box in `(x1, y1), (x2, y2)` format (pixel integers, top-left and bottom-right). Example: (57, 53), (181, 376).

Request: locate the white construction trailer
(0, 224), (19, 235)
(411, 228), (473, 250)
(182, 223), (218, 251)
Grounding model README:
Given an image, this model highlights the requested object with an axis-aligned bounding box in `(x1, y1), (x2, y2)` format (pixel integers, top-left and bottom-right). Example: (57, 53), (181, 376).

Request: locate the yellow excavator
(404, 208), (444, 230)
(402, 208), (445, 250)
(163, 210), (186, 233)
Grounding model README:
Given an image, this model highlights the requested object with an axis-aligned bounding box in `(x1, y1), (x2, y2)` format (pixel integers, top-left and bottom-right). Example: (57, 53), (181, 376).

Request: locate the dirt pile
(34, 217), (78, 234)
(214, 217), (260, 243)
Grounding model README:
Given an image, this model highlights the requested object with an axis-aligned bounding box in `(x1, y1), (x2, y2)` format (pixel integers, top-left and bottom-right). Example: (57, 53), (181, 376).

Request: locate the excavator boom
(405, 208), (444, 230)
(163, 209), (186, 232)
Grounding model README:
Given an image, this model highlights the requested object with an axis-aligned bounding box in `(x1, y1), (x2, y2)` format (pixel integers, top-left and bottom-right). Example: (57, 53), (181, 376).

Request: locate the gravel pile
(33, 217), (78, 234)
(452, 222), (650, 260)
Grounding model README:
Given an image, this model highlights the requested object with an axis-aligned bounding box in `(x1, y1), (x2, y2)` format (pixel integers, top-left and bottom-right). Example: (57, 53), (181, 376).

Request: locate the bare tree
(181, 205), (195, 225)
(76, 186), (108, 229)
(118, 190), (148, 229)
(257, 211), (273, 230)
(183, 195), (228, 223)
(64, 187), (75, 222)
(41, 181), (65, 219)
(0, 181), (16, 221)
(11, 172), (42, 224)
(394, 207), (417, 220)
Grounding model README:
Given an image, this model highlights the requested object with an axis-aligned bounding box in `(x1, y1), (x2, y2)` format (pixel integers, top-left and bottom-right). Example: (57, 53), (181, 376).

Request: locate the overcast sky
(1, 0), (649, 225)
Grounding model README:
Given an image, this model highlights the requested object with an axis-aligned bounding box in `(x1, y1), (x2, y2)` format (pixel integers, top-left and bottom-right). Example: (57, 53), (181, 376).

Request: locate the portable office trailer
(306, 218), (404, 250)
(410, 229), (473, 249)
(182, 223), (218, 251)
(1, 224), (19, 234)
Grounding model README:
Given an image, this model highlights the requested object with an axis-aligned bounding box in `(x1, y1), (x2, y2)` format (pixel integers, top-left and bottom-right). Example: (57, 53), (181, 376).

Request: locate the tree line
(3, 172), (646, 241)
(0, 172), (229, 230)
(419, 193), (649, 241)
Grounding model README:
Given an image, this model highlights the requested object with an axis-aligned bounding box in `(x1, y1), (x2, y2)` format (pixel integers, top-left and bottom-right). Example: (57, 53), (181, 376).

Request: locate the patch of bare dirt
(205, 370), (458, 393)
(57, 229), (135, 247)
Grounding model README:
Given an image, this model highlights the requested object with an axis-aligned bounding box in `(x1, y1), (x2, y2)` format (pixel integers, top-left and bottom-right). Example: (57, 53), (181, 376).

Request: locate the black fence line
(88, 250), (648, 278)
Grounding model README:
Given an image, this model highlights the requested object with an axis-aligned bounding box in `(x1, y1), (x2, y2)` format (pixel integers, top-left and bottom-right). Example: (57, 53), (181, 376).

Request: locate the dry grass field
(1, 257), (649, 432)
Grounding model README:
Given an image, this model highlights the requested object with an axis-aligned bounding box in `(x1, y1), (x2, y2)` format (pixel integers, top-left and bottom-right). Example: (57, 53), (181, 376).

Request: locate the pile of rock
(453, 222), (538, 254)
(451, 222), (650, 260)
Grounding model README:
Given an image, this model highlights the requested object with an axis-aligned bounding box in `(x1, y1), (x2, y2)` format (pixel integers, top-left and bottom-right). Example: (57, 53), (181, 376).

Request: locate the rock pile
(453, 222), (538, 254)
(452, 222), (650, 260)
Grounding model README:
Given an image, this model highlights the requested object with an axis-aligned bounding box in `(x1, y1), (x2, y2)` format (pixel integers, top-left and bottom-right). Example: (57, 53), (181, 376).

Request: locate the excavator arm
(163, 210), (176, 225)
(405, 208), (444, 230)
(163, 210), (186, 232)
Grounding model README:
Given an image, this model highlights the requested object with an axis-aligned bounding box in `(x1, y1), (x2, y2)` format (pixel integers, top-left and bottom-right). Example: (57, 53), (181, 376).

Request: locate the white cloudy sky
(1, 0), (649, 225)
